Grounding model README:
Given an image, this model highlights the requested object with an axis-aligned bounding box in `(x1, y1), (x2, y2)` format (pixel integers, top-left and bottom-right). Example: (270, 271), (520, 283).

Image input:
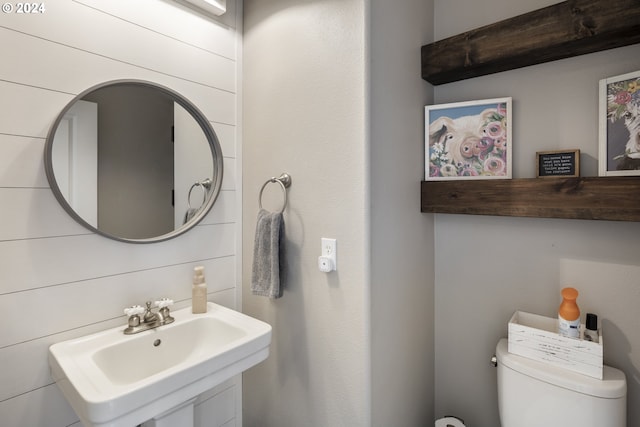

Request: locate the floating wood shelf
(421, 0), (640, 85)
(421, 177), (640, 222)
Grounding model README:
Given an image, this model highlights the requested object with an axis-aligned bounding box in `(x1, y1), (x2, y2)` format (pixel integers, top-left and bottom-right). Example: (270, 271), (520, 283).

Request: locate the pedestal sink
(49, 302), (272, 427)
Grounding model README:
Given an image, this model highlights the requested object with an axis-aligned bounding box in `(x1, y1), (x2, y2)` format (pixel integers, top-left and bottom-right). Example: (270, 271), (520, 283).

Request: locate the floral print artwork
(606, 76), (640, 168)
(426, 100), (510, 179)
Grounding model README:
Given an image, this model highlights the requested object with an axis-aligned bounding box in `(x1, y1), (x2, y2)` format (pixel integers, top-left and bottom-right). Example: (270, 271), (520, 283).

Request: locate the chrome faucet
(123, 298), (175, 334)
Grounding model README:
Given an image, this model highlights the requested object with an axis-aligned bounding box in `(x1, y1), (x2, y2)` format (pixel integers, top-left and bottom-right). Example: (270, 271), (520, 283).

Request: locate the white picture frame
(598, 70), (640, 176)
(425, 97), (512, 180)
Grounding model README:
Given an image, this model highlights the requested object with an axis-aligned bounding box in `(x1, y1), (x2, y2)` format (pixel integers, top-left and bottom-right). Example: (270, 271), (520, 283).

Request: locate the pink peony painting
(425, 98), (512, 180)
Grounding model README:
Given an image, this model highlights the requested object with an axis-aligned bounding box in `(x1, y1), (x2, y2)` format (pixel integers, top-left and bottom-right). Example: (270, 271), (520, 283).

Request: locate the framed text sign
(536, 150), (580, 178)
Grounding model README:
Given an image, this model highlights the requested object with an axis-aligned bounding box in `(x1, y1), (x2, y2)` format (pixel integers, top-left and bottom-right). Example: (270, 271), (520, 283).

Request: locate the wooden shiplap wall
(0, 0), (241, 426)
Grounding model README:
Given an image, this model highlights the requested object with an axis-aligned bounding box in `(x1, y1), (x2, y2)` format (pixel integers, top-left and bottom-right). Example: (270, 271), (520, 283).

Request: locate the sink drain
(153, 339), (161, 347)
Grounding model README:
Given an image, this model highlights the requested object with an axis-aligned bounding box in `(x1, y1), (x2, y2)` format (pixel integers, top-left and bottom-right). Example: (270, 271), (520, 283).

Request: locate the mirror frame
(44, 79), (224, 243)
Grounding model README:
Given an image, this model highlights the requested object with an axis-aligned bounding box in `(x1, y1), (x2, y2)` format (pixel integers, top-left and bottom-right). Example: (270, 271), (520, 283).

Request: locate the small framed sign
(536, 150), (580, 178)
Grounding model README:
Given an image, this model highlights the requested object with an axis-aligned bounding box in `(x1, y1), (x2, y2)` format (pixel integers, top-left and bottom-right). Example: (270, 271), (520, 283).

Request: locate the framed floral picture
(599, 70), (640, 176)
(425, 97), (512, 180)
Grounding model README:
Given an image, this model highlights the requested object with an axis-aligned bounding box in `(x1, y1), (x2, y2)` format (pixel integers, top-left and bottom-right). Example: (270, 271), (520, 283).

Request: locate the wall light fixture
(181, 0), (226, 16)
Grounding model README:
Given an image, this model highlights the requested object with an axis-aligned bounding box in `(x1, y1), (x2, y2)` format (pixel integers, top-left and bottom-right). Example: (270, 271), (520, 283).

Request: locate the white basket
(508, 311), (603, 379)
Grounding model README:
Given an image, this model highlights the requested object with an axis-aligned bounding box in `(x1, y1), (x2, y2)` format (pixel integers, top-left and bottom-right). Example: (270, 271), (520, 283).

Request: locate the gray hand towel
(251, 208), (285, 298)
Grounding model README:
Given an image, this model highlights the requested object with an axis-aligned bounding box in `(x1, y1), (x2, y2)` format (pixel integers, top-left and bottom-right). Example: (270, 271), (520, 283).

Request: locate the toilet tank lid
(496, 339), (626, 399)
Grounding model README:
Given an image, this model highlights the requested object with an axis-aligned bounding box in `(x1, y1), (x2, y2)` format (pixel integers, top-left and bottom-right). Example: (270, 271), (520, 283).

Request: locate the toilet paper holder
(435, 415), (466, 427)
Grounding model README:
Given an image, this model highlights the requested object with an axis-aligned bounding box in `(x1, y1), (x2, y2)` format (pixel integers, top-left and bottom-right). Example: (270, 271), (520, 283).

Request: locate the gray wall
(370, 0), (435, 425)
(433, 0), (640, 425)
(242, 0), (436, 426)
(243, 1), (370, 425)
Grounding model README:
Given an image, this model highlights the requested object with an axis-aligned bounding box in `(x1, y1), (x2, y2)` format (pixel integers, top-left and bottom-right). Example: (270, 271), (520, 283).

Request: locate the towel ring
(258, 173), (292, 213)
(188, 178), (212, 209)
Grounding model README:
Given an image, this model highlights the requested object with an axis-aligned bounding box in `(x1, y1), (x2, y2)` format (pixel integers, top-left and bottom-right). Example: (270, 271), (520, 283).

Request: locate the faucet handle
(155, 298), (175, 324)
(155, 298), (174, 309)
(124, 305), (145, 317)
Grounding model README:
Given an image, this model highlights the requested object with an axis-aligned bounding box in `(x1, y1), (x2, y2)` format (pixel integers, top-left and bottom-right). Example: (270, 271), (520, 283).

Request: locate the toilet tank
(495, 338), (626, 427)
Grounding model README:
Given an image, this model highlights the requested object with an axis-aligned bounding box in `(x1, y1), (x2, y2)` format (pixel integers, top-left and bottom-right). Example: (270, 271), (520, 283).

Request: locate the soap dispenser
(192, 266), (207, 314)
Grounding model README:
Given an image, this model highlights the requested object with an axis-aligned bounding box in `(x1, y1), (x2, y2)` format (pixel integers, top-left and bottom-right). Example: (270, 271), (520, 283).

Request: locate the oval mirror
(44, 80), (224, 243)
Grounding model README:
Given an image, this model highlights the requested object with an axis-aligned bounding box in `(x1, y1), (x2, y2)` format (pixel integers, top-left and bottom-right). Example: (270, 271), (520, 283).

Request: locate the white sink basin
(49, 302), (271, 427)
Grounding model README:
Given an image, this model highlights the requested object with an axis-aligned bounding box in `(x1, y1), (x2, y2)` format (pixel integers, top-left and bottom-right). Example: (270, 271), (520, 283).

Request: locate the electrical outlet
(320, 238), (337, 271)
